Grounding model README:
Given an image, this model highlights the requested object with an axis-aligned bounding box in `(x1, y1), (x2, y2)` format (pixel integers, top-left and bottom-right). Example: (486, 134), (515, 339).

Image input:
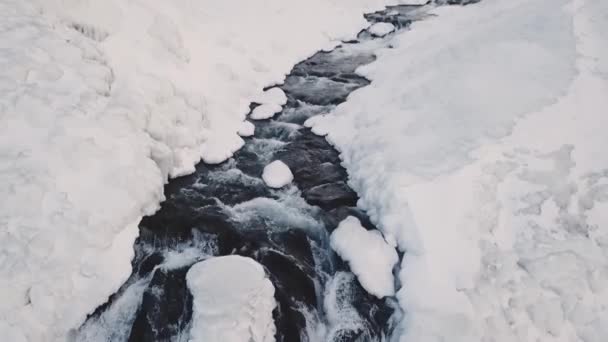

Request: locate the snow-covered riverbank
(310, 0), (608, 340)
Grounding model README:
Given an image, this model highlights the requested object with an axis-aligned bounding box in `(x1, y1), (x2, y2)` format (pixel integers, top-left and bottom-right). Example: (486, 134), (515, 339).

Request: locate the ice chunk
(186, 256), (276, 342)
(262, 160), (294, 188)
(369, 22), (395, 37)
(330, 216), (398, 298)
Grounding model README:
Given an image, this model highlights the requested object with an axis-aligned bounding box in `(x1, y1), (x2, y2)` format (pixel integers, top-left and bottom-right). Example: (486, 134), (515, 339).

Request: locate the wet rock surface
(129, 267), (192, 342)
(76, 4), (450, 342)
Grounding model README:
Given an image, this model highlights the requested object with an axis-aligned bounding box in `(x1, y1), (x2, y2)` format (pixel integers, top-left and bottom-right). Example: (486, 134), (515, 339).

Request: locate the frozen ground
(0, 0), (410, 341)
(310, 0), (608, 341)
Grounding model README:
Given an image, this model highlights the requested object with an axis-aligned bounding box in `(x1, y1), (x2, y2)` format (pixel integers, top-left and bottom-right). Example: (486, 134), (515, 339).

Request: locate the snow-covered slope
(0, 0), (409, 340)
(310, 0), (608, 340)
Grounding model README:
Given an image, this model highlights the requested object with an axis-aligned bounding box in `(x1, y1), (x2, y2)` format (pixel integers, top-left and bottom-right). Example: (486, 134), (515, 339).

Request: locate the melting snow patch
(262, 160), (294, 188)
(330, 216), (398, 298)
(369, 22), (395, 37)
(186, 255), (276, 342)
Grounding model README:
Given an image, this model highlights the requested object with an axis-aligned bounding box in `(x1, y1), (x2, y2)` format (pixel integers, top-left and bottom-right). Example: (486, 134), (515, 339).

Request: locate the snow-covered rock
(186, 256), (276, 342)
(369, 22), (395, 37)
(250, 103), (283, 120)
(262, 160), (294, 188)
(330, 216), (398, 298)
(250, 87), (288, 120)
(254, 87), (288, 106)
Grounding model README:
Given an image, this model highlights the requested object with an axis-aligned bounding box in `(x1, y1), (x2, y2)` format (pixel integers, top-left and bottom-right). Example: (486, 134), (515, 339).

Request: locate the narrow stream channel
(75, 5), (429, 342)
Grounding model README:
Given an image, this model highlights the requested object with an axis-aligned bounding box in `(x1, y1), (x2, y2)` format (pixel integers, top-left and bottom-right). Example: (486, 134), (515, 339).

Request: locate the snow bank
(330, 216), (398, 298)
(186, 256), (276, 342)
(0, 0), (411, 340)
(262, 160), (294, 189)
(310, 0), (608, 340)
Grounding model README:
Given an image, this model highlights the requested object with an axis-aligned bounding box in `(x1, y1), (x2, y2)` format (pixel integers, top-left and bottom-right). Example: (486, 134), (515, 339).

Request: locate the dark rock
(323, 206), (377, 233)
(259, 249), (317, 307)
(233, 149), (264, 177)
(276, 131), (342, 174)
(129, 267), (192, 342)
(269, 229), (316, 266)
(295, 162), (346, 191)
(272, 291), (307, 342)
(303, 182), (358, 210)
(192, 169), (269, 205)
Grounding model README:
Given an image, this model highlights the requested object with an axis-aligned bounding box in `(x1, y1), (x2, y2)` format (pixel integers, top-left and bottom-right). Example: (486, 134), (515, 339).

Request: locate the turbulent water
(75, 5), (431, 342)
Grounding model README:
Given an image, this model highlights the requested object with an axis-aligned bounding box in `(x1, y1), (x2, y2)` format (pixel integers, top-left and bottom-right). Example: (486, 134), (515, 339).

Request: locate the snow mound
(262, 160), (294, 188)
(250, 103), (283, 120)
(250, 87), (288, 120)
(369, 22), (395, 37)
(330, 216), (398, 298)
(186, 255), (276, 342)
(238, 120), (255, 137)
(254, 87), (288, 106)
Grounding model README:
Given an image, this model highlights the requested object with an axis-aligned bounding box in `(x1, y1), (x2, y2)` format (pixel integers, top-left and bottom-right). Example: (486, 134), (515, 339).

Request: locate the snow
(254, 87), (288, 107)
(0, 0), (413, 340)
(369, 22), (395, 37)
(250, 87), (288, 120)
(262, 160), (294, 189)
(186, 255), (276, 342)
(308, 0), (608, 341)
(237, 120), (255, 137)
(330, 216), (398, 298)
(250, 103), (284, 120)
